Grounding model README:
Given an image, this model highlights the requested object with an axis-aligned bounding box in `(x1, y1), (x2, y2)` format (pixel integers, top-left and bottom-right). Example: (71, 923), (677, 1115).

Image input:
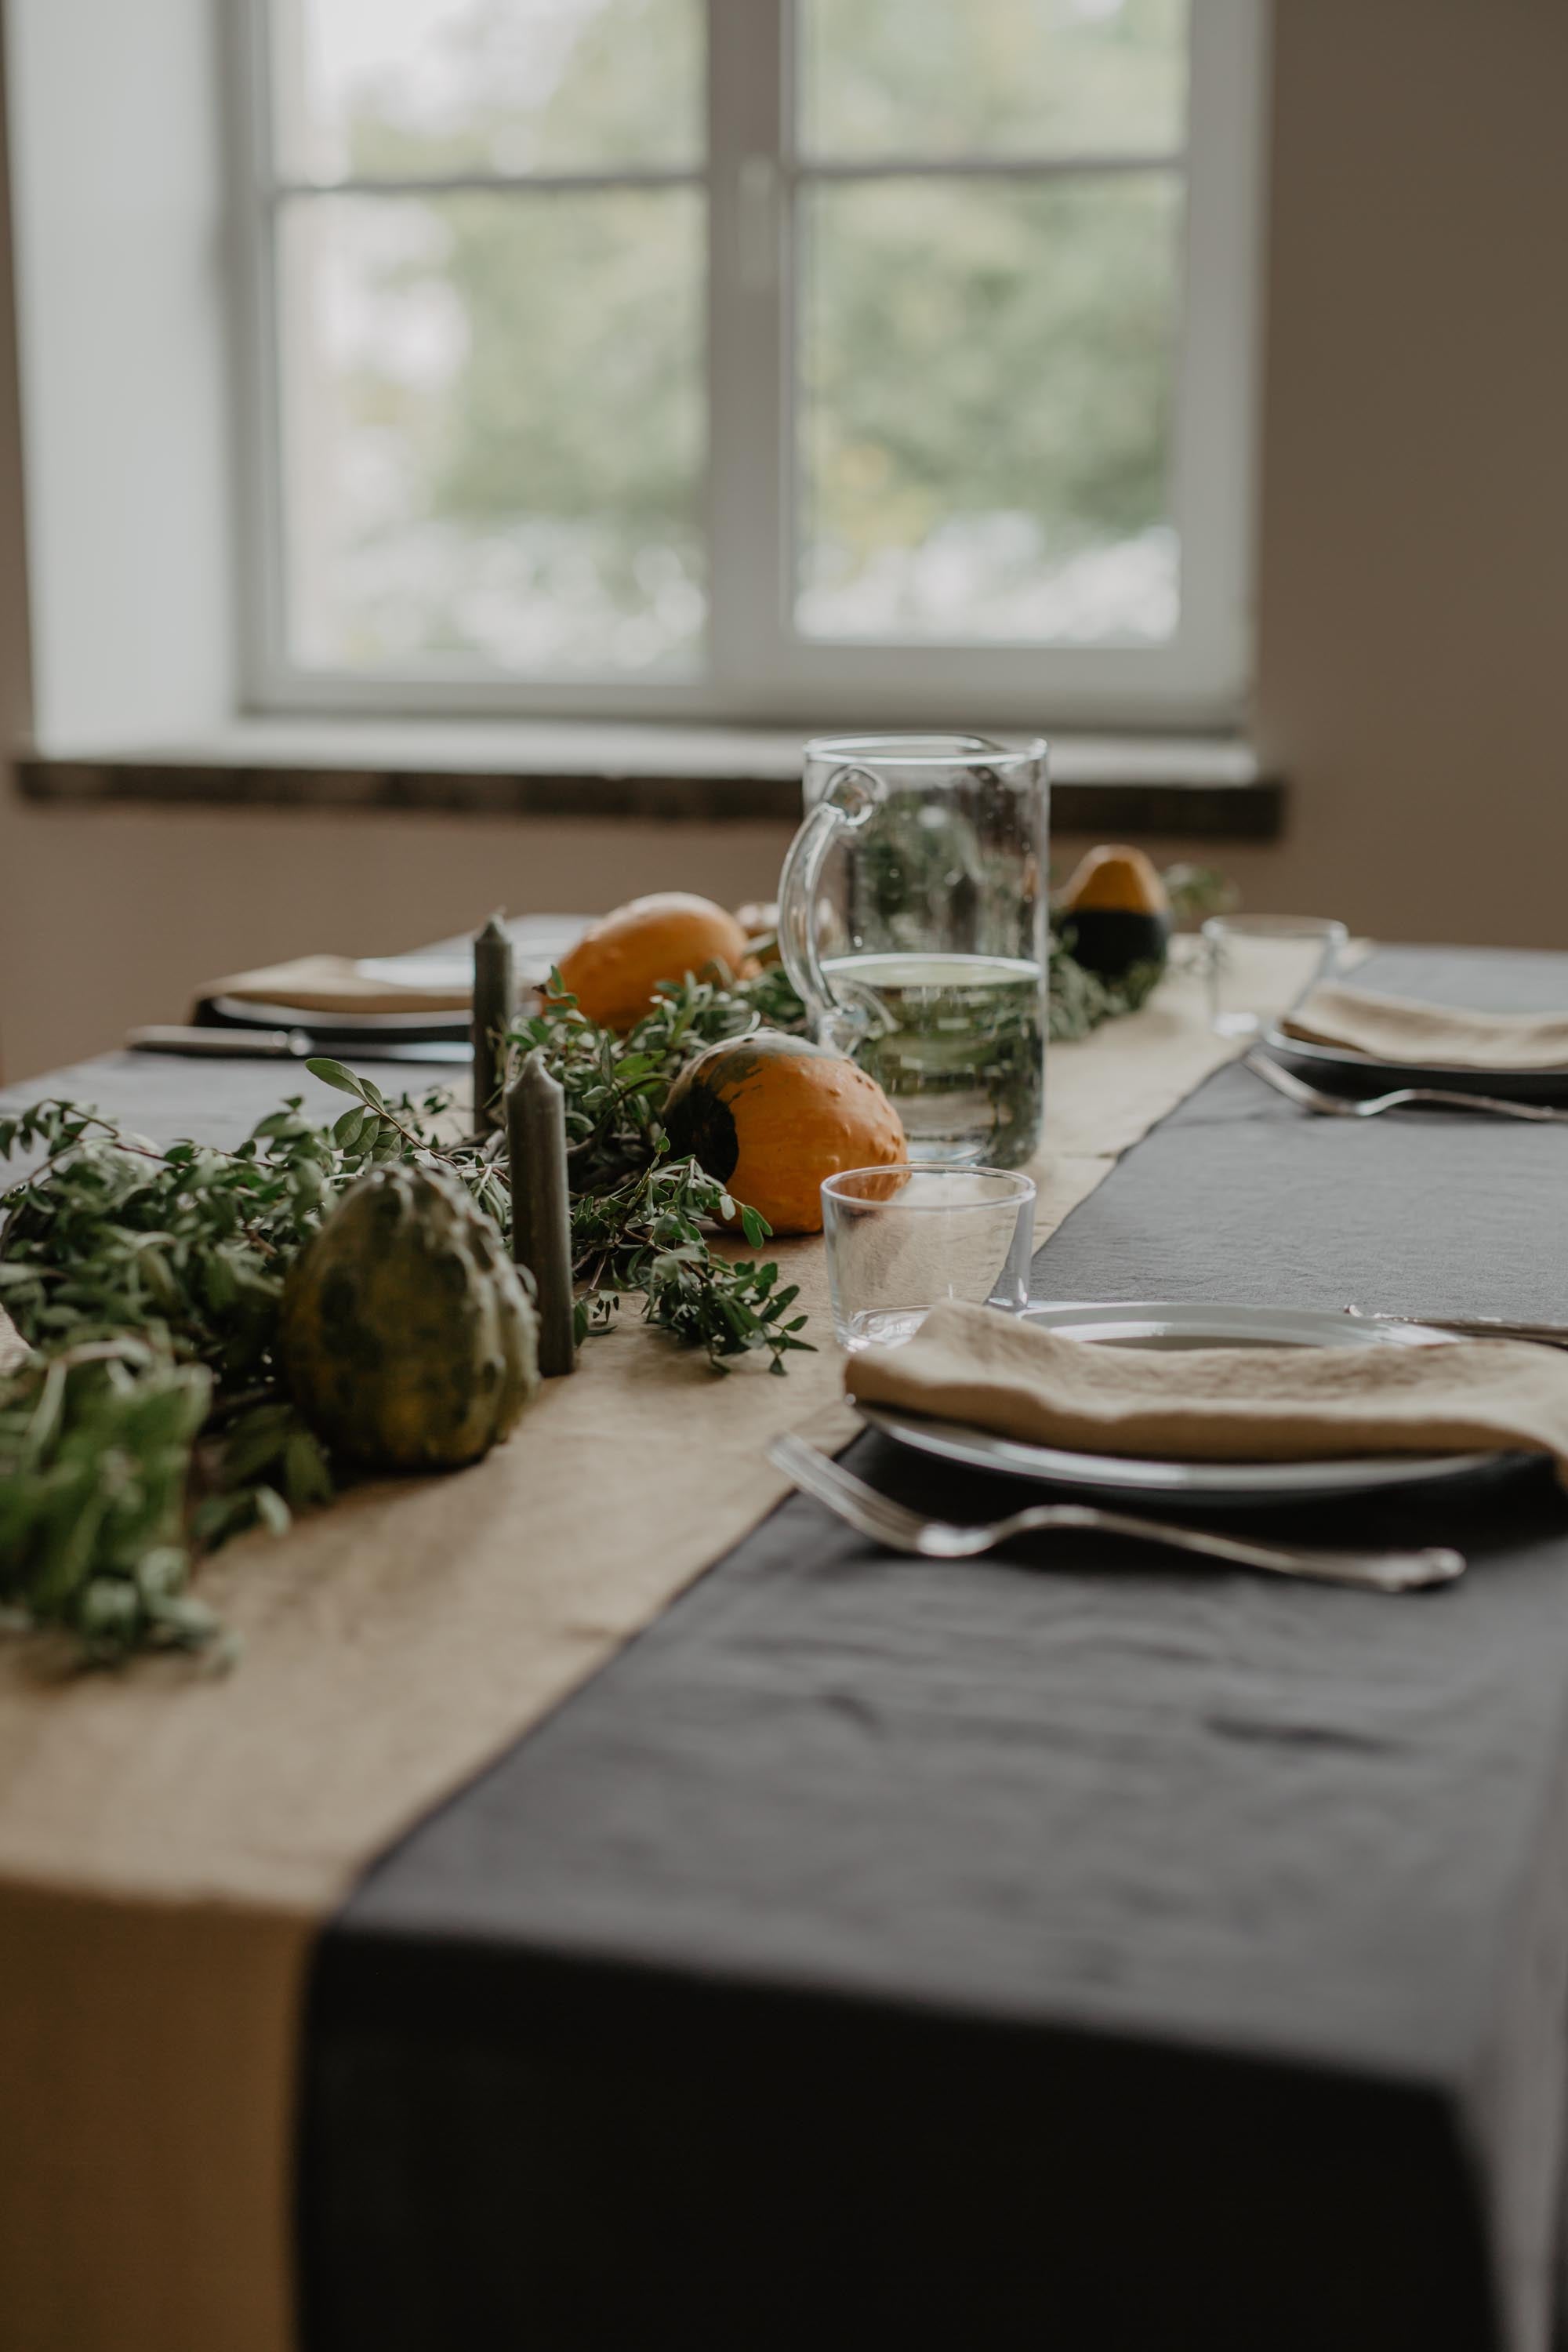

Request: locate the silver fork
(768, 1436), (1464, 1593)
(1344, 1302), (1568, 1349)
(1245, 1051), (1568, 1125)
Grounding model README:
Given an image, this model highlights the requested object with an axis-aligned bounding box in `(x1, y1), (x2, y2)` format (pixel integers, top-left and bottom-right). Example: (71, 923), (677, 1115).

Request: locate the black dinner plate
(1261, 1025), (1568, 1103)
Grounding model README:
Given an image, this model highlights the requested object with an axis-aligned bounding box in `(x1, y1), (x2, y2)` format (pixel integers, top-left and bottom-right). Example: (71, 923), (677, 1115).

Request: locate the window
(240, 0), (1267, 726)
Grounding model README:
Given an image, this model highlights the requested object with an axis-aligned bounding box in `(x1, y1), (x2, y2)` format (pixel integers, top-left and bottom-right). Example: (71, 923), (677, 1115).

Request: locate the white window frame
(234, 0), (1270, 732)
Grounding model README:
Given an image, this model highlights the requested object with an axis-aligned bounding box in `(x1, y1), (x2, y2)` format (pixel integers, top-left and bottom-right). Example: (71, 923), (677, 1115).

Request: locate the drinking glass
(779, 735), (1049, 1168)
(821, 1165), (1036, 1352)
(1202, 914), (1348, 1040)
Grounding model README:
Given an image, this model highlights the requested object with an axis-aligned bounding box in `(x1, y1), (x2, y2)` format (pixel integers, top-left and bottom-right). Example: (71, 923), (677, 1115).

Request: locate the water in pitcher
(820, 950), (1046, 1168)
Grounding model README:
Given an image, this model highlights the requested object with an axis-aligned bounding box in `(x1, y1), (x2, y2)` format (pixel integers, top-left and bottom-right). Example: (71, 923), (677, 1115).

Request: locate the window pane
(271, 0), (702, 181)
(798, 176), (1181, 644)
(800, 0), (1188, 162)
(277, 190), (705, 673)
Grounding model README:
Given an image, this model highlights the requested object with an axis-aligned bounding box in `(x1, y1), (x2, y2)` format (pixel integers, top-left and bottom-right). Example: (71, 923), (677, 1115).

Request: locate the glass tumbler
(778, 735), (1049, 1168)
(1202, 914), (1349, 1040)
(821, 1165), (1036, 1352)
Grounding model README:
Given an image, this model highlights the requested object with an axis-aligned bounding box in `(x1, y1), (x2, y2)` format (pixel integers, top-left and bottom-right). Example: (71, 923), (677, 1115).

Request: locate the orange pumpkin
(664, 1031), (906, 1235)
(554, 893), (757, 1030)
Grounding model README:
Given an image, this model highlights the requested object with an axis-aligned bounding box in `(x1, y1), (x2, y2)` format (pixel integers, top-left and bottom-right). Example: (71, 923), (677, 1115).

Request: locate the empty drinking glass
(1202, 914), (1348, 1040)
(821, 1165), (1036, 1352)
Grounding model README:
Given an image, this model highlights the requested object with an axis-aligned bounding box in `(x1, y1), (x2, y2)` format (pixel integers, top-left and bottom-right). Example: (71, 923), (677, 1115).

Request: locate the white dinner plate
(1261, 1025), (1568, 1103)
(855, 1299), (1535, 1509)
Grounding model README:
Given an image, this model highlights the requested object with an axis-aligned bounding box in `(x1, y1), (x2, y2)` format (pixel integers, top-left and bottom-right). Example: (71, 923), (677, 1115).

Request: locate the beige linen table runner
(0, 944), (1314, 2352)
(1283, 981), (1568, 1070)
(846, 1298), (1568, 1479)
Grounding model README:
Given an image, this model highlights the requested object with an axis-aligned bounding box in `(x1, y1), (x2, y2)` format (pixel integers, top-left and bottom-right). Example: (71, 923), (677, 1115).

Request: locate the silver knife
(125, 1025), (470, 1065)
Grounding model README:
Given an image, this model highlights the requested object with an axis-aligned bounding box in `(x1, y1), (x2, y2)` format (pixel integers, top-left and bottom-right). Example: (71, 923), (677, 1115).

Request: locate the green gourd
(280, 1166), (539, 1470)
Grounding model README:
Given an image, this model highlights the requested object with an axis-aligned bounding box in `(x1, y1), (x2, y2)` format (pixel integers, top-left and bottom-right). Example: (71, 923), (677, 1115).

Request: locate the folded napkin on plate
(844, 1299), (1568, 1485)
(198, 955), (471, 1017)
(1281, 982), (1568, 1071)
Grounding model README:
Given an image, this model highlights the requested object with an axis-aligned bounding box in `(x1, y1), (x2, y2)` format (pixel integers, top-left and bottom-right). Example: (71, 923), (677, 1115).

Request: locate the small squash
(279, 1166), (539, 1472)
(554, 893), (756, 1031)
(664, 1030), (906, 1235)
(1056, 844), (1172, 982)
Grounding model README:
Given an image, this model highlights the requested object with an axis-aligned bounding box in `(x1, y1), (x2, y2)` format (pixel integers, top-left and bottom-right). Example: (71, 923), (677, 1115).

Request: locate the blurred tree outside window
(256, 0), (1258, 717)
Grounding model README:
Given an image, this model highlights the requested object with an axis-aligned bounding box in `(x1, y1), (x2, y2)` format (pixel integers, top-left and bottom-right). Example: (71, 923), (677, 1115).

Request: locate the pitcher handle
(778, 762), (881, 1033)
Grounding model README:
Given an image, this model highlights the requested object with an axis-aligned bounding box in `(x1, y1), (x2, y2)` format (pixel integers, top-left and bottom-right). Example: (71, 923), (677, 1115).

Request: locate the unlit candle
(507, 1047), (575, 1377)
(471, 913), (514, 1133)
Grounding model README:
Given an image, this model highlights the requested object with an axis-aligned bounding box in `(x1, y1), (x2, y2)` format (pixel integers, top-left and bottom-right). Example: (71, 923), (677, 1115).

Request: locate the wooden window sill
(14, 720), (1283, 840)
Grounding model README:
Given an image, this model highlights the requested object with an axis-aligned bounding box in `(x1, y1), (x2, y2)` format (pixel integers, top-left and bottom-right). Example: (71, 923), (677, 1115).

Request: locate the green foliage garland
(0, 964), (810, 1661)
(0, 930), (1192, 1664)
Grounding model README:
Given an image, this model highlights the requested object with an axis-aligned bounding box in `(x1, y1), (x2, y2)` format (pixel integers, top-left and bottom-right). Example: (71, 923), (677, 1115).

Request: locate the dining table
(5, 932), (1568, 2352)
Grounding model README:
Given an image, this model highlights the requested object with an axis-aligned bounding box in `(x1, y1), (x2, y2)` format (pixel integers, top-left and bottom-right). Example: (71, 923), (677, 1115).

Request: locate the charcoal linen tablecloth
(299, 949), (1568, 2352)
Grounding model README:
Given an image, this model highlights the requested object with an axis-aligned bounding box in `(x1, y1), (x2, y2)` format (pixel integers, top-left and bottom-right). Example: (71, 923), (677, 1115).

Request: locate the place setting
(776, 1189), (1567, 1599)
(1203, 909), (1568, 1116)
(1262, 977), (1568, 1105)
(760, 761), (1568, 1599)
(118, 914), (590, 1064)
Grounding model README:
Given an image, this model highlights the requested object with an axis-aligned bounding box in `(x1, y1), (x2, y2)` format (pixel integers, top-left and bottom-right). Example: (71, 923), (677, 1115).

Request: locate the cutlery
(126, 1025), (470, 1065)
(1244, 1052), (1568, 1124)
(1344, 1303), (1568, 1350)
(127, 1025), (314, 1059)
(768, 1435), (1464, 1593)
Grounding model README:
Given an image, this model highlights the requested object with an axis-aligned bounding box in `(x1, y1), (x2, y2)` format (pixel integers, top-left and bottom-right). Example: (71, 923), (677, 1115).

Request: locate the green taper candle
(507, 1047), (575, 1377)
(471, 913), (514, 1132)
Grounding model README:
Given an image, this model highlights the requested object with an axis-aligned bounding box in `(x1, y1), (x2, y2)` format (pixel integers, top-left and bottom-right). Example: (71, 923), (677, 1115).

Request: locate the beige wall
(1247, 0), (1568, 949)
(4, 0), (1568, 1081)
(0, 801), (797, 1076)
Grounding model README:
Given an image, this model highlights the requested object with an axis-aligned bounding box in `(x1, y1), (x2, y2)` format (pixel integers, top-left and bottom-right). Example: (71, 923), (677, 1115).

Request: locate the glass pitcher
(778, 735), (1049, 1168)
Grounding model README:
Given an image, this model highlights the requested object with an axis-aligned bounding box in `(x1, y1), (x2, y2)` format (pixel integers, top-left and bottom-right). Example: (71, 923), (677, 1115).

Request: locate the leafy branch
(567, 1144), (810, 1374)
